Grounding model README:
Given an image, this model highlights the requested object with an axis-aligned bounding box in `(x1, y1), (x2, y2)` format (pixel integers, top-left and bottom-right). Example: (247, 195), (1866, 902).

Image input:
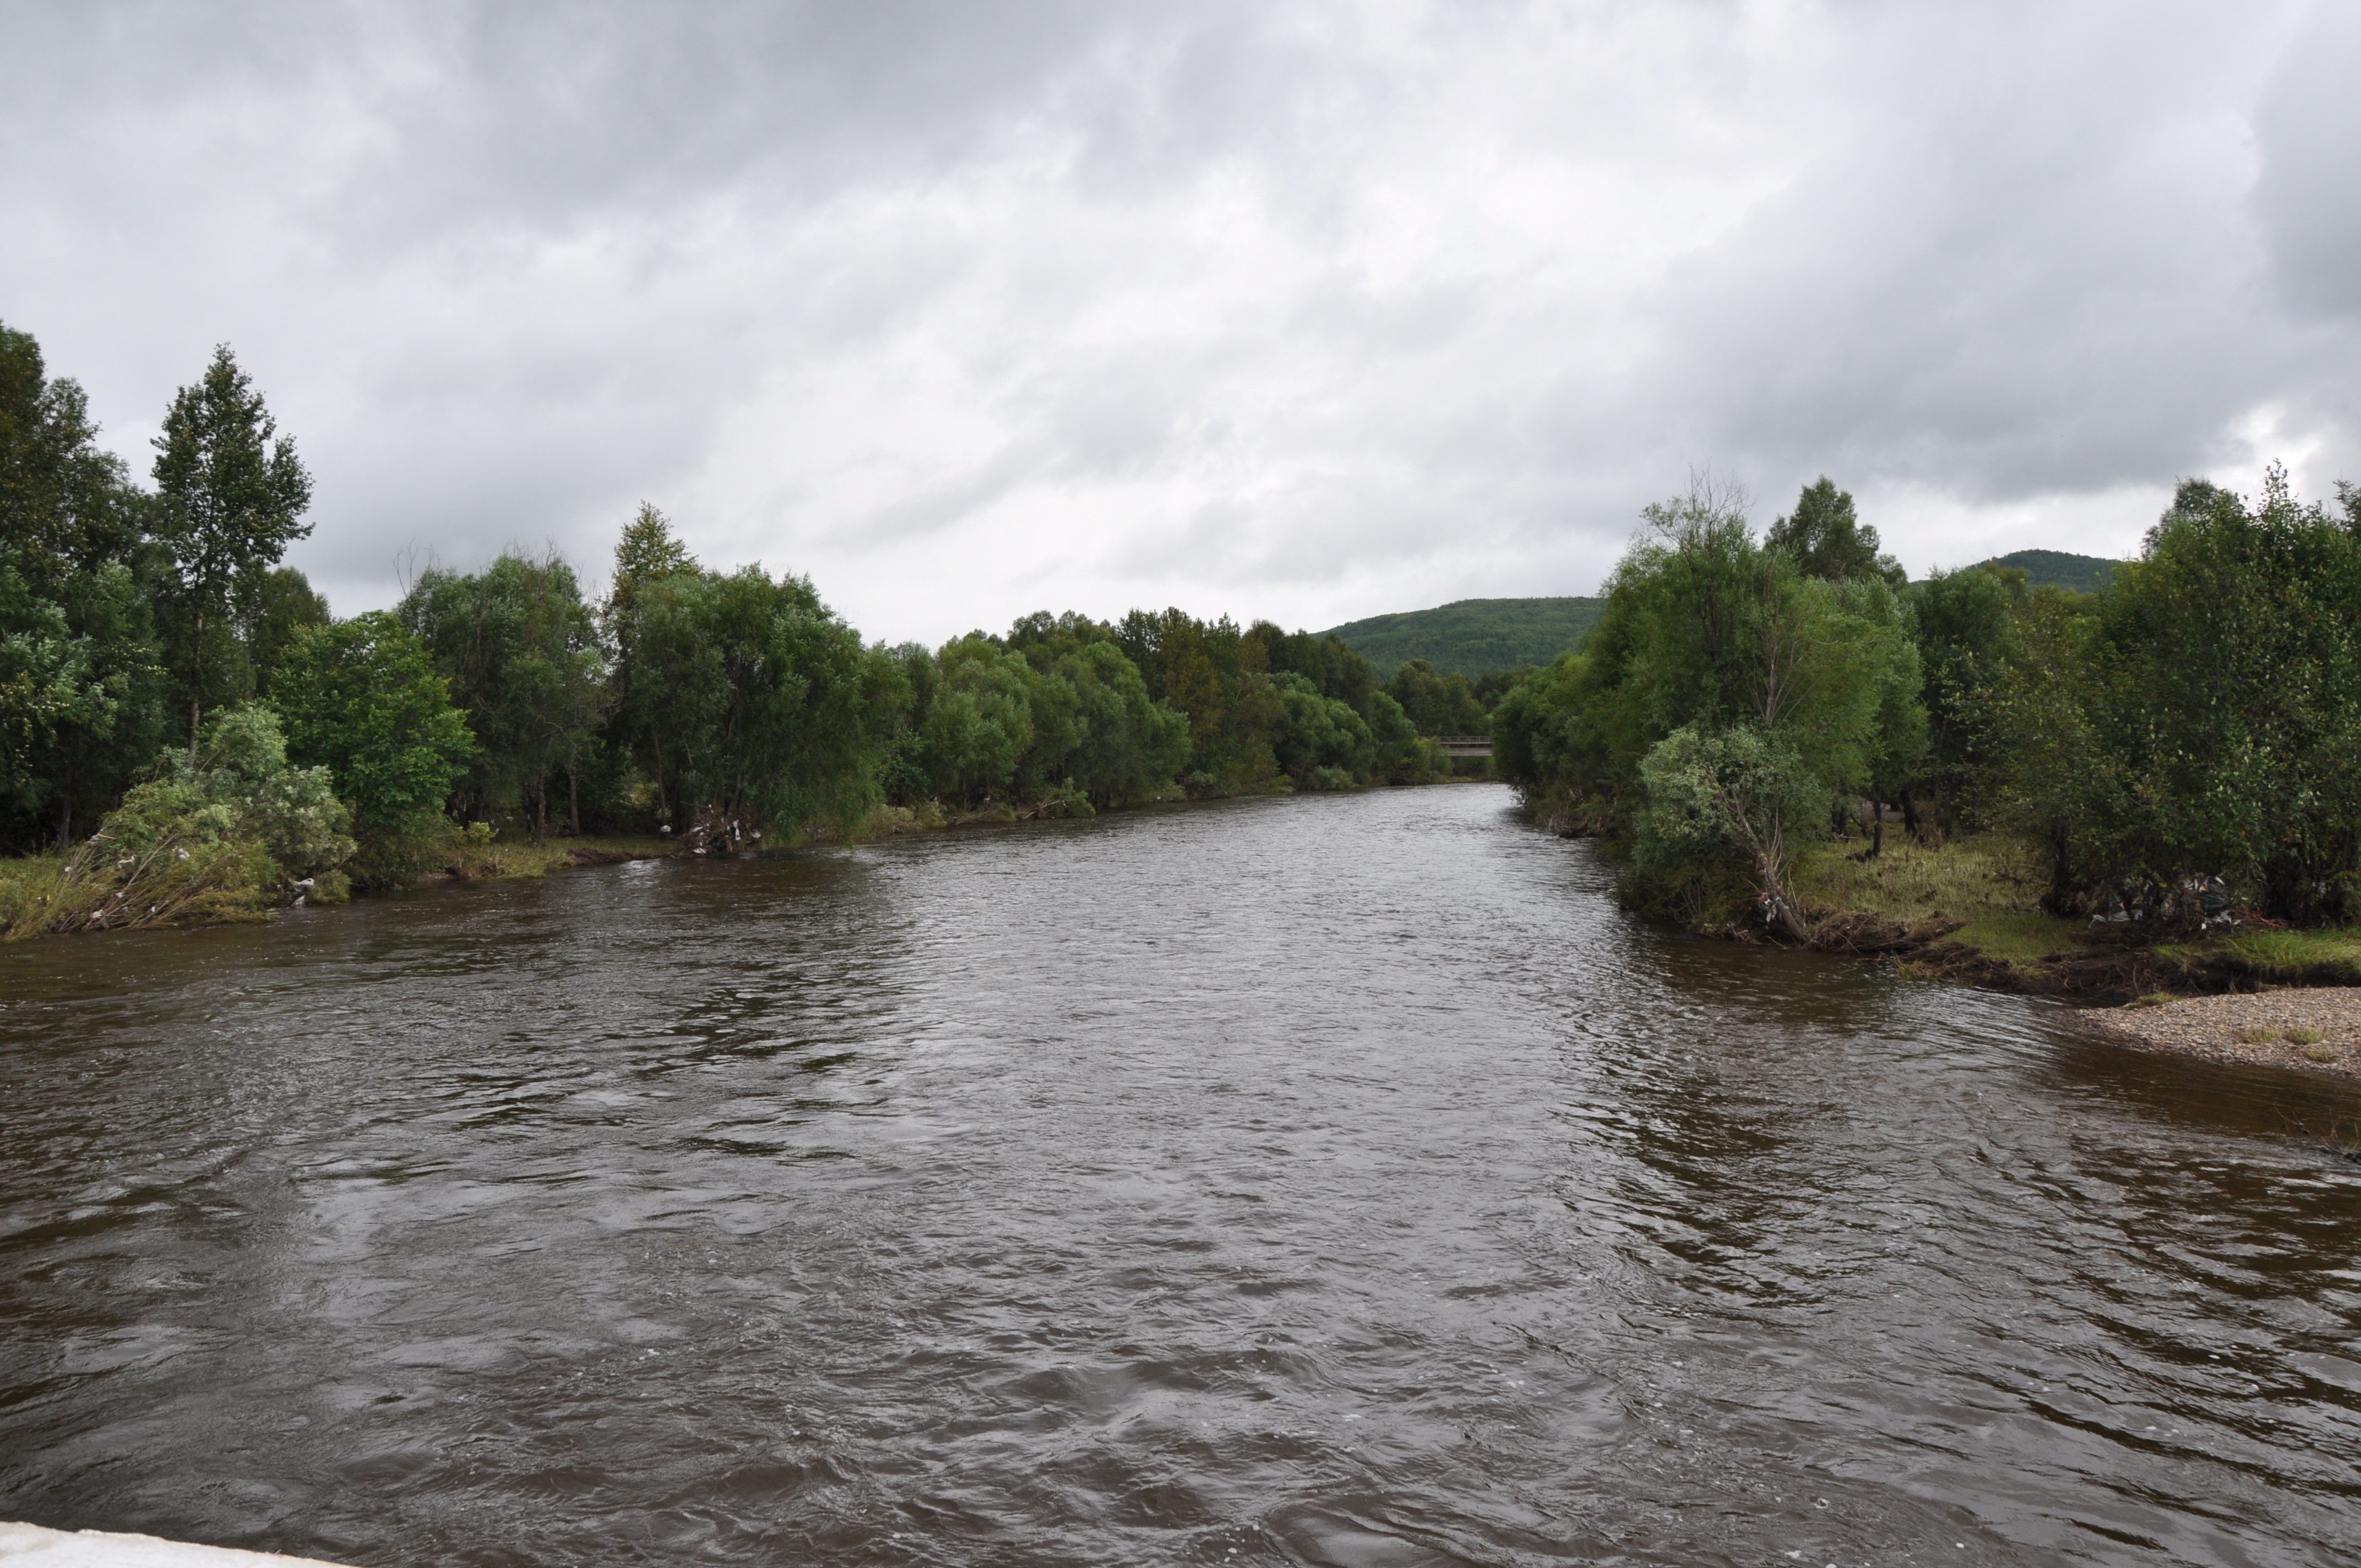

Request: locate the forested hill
(1322, 597), (1605, 678)
(1983, 548), (2121, 594)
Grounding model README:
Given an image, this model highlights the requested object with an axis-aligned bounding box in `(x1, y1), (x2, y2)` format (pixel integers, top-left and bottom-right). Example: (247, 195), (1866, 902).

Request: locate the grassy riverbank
(1770, 832), (2361, 1001)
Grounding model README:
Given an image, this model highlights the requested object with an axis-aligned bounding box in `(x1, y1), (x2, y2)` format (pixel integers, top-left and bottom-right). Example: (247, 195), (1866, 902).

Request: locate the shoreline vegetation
(1495, 470), (2361, 1077)
(9, 323), (2360, 1086)
(1, 324), (1509, 944)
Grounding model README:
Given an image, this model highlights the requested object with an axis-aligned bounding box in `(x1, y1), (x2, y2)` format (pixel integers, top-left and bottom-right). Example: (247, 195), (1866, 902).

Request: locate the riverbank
(1760, 831), (2361, 1076)
(0, 778), (1446, 942)
(1554, 815), (2361, 1073)
(2081, 989), (2361, 1079)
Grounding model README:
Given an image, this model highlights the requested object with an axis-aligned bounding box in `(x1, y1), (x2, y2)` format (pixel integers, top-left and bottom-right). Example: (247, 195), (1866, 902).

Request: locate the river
(3, 785), (2357, 1566)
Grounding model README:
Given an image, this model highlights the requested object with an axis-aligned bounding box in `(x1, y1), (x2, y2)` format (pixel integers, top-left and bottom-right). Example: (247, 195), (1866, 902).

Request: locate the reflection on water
(3, 786), (2357, 1566)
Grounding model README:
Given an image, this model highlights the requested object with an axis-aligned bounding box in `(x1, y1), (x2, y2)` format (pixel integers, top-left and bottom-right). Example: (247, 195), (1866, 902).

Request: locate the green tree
(607, 500), (695, 622)
(610, 563), (890, 838)
(1490, 475), (1925, 917)
(0, 323), (166, 848)
(1383, 658), (1488, 736)
(247, 565), (330, 699)
(151, 345), (313, 755)
(1269, 673), (1376, 788)
(922, 635), (1037, 804)
(401, 554), (606, 842)
(1766, 476), (1903, 587)
(2067, 469), (2361, 922)
(274, 611), (476, 879)
(1901, 563), (2026, 831)
(49, 704), (353, 932)
(1636, 723), (1827, 938)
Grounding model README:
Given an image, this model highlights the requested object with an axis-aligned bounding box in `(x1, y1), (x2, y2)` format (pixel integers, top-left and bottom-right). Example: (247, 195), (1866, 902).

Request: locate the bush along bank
(1492, 469), (2361, 1005)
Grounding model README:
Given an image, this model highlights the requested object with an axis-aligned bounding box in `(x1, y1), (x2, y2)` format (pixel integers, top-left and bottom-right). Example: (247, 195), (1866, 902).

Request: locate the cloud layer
(4, 1), (2355, 642)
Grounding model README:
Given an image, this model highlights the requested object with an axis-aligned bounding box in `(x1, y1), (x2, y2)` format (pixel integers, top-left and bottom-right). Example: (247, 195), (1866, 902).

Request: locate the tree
(922, 635), (1036, 804)
(610, 563), (888, 837)
(0, 323), (166, 849)
(1766, 477), (1903, 587)
(1902, 563), (2026, 830)
(247, 566), (330, 699)
(274, 612), (476, 870)
(401, 554), (606, 842)
(1489, 473), (1927, 918)
(607, 501), (695, 621)
(2069, 469), (2361, 923)
(1637, 723), (1827, 938)
(151, 345), (313, 756)
(1383, 658), (1488, 736)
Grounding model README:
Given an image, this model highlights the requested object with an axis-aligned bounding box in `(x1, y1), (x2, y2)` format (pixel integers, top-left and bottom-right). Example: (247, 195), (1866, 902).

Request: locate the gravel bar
(2082, 987), (2361, 1080)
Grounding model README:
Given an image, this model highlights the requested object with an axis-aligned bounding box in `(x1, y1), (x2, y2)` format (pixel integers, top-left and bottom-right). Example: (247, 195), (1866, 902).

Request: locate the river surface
(3, 785), (2359, 1566)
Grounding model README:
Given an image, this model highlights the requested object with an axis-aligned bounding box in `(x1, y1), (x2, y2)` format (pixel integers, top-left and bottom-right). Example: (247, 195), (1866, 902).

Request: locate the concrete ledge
(0, 1523), (347, 1567)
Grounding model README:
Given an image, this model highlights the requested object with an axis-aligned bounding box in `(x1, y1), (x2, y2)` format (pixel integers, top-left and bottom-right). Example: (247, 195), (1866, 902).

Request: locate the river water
(3, 785), (2358, 1566)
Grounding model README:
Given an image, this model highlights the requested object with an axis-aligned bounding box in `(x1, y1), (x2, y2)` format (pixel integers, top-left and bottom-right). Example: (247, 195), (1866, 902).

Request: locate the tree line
(1, 325), (1526, 924)
(1491, 471), (2361, 932)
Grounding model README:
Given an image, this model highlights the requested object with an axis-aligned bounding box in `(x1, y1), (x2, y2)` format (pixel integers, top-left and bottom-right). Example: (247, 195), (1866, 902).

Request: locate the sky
(4, 1), (2357, 645)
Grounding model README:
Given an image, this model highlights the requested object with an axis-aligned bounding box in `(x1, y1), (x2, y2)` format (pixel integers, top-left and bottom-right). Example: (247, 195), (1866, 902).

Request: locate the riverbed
(3, 785), (2357, 1565)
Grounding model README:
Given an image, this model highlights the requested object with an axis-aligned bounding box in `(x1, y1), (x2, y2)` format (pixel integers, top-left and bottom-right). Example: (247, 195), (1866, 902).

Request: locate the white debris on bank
(0, 1523), (347, 1567)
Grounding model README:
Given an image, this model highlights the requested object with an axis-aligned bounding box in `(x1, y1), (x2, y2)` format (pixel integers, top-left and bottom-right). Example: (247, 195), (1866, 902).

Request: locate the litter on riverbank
(2081, 988), (2361, 1080)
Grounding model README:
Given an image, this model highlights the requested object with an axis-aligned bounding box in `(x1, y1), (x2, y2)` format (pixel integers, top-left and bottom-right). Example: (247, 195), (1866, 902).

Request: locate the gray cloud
(3, 1), (2353, 643)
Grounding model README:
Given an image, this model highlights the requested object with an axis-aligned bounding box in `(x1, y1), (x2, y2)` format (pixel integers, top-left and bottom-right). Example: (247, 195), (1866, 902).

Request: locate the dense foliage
(3, 328), (1528, 923)
(1494, 469), (2361, 930)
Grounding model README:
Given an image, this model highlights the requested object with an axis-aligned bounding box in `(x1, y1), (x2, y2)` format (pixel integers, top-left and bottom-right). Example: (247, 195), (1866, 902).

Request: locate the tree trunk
(1869, 799), (1884, 858)
(2039, 822), (2079, 915)
(54, 766), (73, 850)
(532, 781), (546, 847)
(569, 769), (580, 836)
(1756, 850), (1811, 941)
(1900, 790), (1920, 836)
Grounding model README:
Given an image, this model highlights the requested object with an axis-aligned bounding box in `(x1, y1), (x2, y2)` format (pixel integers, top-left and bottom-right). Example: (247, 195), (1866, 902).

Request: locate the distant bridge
(1437, 735), (1492, 758)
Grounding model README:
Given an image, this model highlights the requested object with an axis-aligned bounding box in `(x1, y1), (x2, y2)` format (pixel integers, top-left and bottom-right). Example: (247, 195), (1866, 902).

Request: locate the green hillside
(1984, 548), (2121, 594)
(1323, 597), (1604, 678)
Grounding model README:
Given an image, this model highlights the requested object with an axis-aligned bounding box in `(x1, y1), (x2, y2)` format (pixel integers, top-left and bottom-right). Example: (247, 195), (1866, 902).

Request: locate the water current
(3, 785), (2359, 1566)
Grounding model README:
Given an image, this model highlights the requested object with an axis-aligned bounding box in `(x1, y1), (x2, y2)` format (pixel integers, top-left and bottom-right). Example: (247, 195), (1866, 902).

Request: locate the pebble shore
(2084, 988), (2361, 1080)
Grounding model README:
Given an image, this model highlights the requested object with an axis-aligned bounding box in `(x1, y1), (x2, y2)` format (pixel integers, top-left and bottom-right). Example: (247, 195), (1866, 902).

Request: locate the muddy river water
(3, 785), (2358, 1565)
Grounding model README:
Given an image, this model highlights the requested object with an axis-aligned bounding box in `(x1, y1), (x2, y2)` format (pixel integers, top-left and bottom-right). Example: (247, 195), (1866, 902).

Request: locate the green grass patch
(1792, 832), (2048, 927)
(0, 855), (67, 938)
(2163, 927), (2361, 983)
(1950, 912), (2085, 966)
(446, 833), (681, 880)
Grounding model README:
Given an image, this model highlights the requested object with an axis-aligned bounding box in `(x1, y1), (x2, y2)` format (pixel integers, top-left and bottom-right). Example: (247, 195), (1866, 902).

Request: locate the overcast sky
(4, 1), (2356, 643)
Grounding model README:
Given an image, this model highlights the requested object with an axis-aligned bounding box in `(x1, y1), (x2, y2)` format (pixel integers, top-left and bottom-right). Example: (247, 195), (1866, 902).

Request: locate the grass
(2158, 927), (2361, 984)
(1792, 831), (2082, 970)
(2286, 1026), (2327, 1047)
(1950, 912), (2085, 966)
(1793, 831), (2043, 924)
(2237, 1025), (2280, 1044)
(442, 832), (681, 880)
(0, 854), (66, 936)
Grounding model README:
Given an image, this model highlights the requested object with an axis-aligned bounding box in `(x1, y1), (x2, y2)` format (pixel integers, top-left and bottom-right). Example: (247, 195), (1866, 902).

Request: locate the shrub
(28, 704), (351, 934)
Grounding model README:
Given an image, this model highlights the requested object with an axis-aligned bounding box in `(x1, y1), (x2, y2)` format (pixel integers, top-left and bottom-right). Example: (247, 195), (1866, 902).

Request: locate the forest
(1492, 471), (2361, 937)
(0, 326), (1515, 934)
(1321, 596), (1605, 678)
